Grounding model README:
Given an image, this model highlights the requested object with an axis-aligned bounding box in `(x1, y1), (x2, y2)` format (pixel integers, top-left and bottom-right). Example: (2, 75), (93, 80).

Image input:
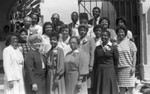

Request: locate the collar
(107, 41), (112, 46)
(102, 41), (112, 47)
(63, 36), (70, 44)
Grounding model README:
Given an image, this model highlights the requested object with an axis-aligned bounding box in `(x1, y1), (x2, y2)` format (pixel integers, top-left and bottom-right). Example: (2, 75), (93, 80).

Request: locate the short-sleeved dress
(93, 42), (119, 94)
(46, 46), (66, 94)
(65, 49), (89, 94)
(116, 38), (137, 87)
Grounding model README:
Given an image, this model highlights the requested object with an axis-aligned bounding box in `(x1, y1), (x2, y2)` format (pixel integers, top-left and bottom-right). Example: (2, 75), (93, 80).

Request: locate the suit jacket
(25, 49), (47, 85)
(88, 17), (100, 26)
(79, 36), (96, 69)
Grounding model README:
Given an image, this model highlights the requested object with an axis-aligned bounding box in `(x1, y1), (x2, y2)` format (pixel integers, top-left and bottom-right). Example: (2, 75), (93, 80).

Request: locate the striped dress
(116, 38), (137, 87)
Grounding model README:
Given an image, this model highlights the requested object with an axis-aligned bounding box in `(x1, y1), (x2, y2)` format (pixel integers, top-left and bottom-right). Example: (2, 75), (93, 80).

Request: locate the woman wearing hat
(24, 34), (47, 94)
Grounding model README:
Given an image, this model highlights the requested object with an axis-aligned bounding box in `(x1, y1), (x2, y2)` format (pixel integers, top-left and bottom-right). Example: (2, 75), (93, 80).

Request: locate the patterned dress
(116, 38), (137, 87)
(46, 46), (66, 94)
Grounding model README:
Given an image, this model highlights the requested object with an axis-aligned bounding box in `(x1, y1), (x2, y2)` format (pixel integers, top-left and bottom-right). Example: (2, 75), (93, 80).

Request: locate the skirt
(116, 67), (136, 87)
(93, 65), (118, 94)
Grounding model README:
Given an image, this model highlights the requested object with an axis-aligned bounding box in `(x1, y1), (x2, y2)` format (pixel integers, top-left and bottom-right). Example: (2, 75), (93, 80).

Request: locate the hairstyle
(99, 17), (110, 26)
(59, 24), (72, 36)
(31, 13), (40, 23)
(78, 24), (89, 32)
(18, 28), (28, 43)
(93, 7), (101, 13)
(116, 17), (127, 26)
(50, 32), (59, 40)
(24, 16), (32, 22)
(28, 34), (42, 44)
(93, 24), (103, 33)
(5, 33), (19, 46)
(69, 36), (80, 45)
(116, 25), (128, 36)
(102, 29), (111, 38)
(79, 13), (88, 20)
(42, 22), (53, 34)
(18, 28), (28, 35)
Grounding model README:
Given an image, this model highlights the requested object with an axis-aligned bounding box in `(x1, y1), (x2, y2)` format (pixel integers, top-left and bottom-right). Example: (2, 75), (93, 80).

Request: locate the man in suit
(51, 13), (64, 34)
(88, 7), (101, 27)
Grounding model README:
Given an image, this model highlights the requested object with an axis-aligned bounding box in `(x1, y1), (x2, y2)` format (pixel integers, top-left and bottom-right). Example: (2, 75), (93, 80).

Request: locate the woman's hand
(76, 81), (82, 90)
(8, 81), (14, 88)
(32, 83), (38, 91)
(130, 67), (135, 76)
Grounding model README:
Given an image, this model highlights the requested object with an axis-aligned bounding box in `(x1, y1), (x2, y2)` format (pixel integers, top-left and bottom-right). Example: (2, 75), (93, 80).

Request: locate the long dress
(79, 36), (96, 89)
(25, 49), (47, 94)
(93, 41), (119, 94)
(65, 49), (89, 94)
(3, 45), (25, 94)
(46, 46), (66, 94)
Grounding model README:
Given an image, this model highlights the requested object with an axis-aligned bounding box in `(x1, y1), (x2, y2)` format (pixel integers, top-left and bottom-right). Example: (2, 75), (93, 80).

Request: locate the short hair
(78, 24), (89, 32)
(59, 24), (72, 36)
(28, 34), (42, 44)
(79, 13), (88, 20)
(42, 22), (53, 34)
(18, 28), (28, 35)
(69, 36), (80, 45)
(116, 26), (128, 36)
(93, 24), (103, 33)
(24, 16), (32, 21)
(50, 32), (59, 40)
(116, 17), (127, 26)
(5, 33), (19, 46)
(93, 7), (101, 13)
(31, 13), (40, 23)
(102, 30), (111, 38)
(99, 17), (110, 26)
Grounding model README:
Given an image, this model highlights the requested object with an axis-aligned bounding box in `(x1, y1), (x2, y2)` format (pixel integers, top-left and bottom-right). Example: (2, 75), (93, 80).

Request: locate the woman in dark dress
(93, 30), (119, 94)
(25, 34), (47, 94)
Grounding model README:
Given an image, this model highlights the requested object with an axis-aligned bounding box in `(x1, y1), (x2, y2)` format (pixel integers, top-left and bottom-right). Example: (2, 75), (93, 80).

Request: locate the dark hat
(79, 13), (88, 20)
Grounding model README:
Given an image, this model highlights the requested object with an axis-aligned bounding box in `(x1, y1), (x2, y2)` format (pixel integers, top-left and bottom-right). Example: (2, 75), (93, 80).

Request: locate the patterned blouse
(18, 43), (31, 58)
(117, 38), (137, 67)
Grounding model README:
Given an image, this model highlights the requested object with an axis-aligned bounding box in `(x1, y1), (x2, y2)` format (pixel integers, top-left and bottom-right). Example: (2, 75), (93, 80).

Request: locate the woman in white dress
(3, 33), (25, 94)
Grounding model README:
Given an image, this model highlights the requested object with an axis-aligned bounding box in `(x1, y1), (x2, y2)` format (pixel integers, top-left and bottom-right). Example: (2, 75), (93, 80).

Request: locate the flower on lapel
(82, 38), (88, 45)
(53, 49), (58, 60)
(105, 45), (111, 51)
(73, 49), (79, 57)
(53, 49), (58, 55)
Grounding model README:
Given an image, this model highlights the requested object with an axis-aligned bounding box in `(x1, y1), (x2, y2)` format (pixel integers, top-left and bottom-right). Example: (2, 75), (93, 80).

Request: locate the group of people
(2, 6), (137, 94)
